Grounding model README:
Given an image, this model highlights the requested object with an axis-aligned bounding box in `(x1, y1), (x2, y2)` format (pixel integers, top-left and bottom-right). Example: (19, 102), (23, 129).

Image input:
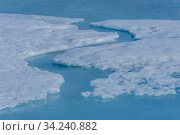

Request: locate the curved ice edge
(0, 13), (120, 110)
(54, 20), (180, 99)
(91, 19), (180, 40)
(0, 13), (85, 24)
(81, 90), (177, 99)
(90, 23), (137, 40)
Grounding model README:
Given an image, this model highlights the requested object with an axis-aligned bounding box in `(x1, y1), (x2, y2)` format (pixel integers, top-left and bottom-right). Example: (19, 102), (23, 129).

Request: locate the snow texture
(92, 20), (180, 39)
(54, 20), (180, 98)
(0, 14), (118, 109)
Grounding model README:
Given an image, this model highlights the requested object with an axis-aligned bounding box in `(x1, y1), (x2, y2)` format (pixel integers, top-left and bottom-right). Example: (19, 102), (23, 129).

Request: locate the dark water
(1, 0), (180, 20)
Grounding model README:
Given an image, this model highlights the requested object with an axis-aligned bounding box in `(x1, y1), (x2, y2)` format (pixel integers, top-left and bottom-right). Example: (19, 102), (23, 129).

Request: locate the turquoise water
(0, 0), (180, 119)
(2, 49), (180, 120)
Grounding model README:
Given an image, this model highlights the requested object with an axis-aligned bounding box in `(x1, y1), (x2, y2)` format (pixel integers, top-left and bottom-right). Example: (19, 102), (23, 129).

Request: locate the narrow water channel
(1, 23), (180, 120)
(0, 24), (136, 119)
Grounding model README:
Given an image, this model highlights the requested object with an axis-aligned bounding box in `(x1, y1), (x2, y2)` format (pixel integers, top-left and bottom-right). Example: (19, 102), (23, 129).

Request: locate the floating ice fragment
(81, 91), (92, 97)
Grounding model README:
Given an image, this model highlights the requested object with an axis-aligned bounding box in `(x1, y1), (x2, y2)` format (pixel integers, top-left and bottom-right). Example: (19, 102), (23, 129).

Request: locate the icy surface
(0, 14), (118, 109)
(54, 20), (180, 98)
(92, 20), (180, 39)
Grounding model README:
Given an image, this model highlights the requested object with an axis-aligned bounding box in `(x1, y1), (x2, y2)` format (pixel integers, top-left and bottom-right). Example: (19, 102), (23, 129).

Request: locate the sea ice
(0, 14), (118, 109)
(91, 20), (180, 39)
(54, 20), (180, 98)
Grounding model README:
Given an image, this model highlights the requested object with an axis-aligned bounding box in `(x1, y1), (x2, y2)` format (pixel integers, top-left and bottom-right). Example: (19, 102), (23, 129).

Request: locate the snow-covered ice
(0, 14), (118, 109)
(54, 20), (180, 98)
(92, 20), (180, 39)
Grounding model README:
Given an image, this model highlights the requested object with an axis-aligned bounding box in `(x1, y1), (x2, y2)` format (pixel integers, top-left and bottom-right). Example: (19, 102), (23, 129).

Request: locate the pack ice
(0, 14), (118, 109)
(54, 20), (180, 98)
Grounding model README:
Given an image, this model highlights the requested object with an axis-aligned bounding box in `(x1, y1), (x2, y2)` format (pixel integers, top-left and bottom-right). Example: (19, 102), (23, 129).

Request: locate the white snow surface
(91, 20), (180, 39)
(54, 20), (180, 98)
(0, 14), (118, 109)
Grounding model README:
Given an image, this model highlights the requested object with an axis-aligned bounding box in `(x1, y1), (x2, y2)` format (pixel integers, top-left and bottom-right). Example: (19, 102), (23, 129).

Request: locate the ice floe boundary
(0, 13), (118, 109)
(54, 20), (180, 98)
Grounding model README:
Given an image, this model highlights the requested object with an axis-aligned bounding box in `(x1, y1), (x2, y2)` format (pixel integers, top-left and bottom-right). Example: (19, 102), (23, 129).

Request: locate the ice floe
(54, 20), (180, 98)
(92, 20), (180, 39)
(0, 14), (118, 109)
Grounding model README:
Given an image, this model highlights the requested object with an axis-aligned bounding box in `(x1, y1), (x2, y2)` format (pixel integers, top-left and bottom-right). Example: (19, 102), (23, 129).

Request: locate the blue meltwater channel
(1, 24), (180, 120)
(0, 0), (180, 120)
